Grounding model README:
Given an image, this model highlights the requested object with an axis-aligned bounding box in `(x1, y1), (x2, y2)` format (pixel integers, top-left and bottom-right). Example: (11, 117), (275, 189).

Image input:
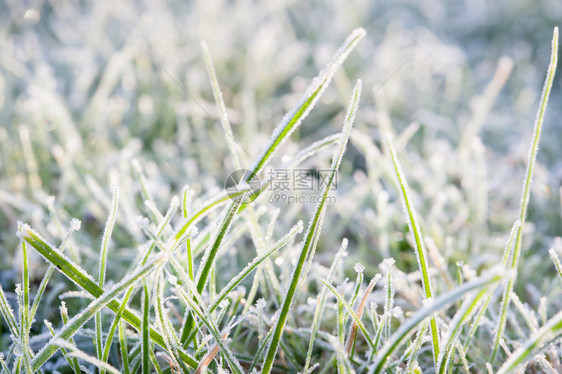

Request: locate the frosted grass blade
(497, 310), (562, 374)
(96, 186), (119, 363)
(19, 225), (198, 369)
(179, 30), (365, 345)
(385, 134), (440, 365)
(321, 279), (376, 351)
(369, 267), (508, 374)
(549, 249), (562, 283)
(492, 27), (558, 362)
(261, 80), (362, 374)
(30, 252), (165, 370)
(52, 338), (121, 374)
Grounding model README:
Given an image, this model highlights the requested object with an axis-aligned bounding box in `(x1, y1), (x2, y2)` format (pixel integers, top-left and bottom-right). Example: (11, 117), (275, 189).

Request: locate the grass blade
(369, 267), (509, 374)
(549, 248), (562, 284)
(491, 26), (558, 362)
(437, 285), (493, 373)
(52, 338), (121, 374)
(304, 241), (348, 373)
(119, 320), (131, 374)
(30, 251), (165, 370)
(321, 279), (377, 352)
(179, 29), (365, 346)
(18, 224), (199, 368)
(142, 285), (150, 374)
(261, 79), (362, 374)
(201, 40), (243, 169)
(385, 134), (440, 365)
(497, 310), (562, 374)
(97, 186), (119, 364)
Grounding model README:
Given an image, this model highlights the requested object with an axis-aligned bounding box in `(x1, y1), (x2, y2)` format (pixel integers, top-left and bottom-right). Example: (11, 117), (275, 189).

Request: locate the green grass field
(0, 1), (561, 373)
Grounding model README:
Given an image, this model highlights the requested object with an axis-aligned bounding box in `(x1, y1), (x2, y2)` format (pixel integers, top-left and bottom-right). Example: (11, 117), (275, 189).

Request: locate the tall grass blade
(304, 241), (348, 373)
(261, 80), (362, 374)
(179, 30), (365, 345)
(491, 26), (558, 362)
(96, 186), (119, 363)
(385, 135), (440, 365)
(142, 285), (150, 374)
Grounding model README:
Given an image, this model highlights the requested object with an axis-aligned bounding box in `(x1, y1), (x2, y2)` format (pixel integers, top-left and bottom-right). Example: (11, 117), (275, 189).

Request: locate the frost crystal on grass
(354, 263), (365, 273)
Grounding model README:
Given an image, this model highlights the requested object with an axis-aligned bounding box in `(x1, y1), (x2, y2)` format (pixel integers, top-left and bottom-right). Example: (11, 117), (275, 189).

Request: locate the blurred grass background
(0, 0), (561, 362)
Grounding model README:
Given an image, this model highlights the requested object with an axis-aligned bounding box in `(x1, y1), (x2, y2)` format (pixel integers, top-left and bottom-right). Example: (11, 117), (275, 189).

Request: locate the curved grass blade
(385, 134), (440, 366)
(492, 26), (558, 362)
(437, 286), (492, 374)
(178, 29), (365, 346)
(30, 251), (165, 370)
(369, 267), (509, 374)
(261, 80), (362, 374)
(18, 225), (198, 369)
(497, 310), (562, 374)
(52, 338), (121, 374)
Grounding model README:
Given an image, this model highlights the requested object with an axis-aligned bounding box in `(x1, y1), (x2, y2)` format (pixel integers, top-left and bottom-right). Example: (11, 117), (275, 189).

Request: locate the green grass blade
(497, 310), (562, 374)
(246, 28), (365, 181)
(97, 186), (119, 363)
(119, 319), (131, 374)
(178, 30), (364, 346)
(19, 238), (31, 373)
(385, 134), (440, 366)
(30, 251), (165, 370)
(491, 26), (558, 362)
(18, 224), (199, 369)
(0, 284), (19, 339)
(303, 241), (348, 373)
(29, 218), (81, 326)
(321, 279), (377, 352)
(369, 267), (509, 374)
(261, 79), (362, 374)
(437, 286), (492, 374)
(98, 185), (119, 287)
(142, 284), (150, 374)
